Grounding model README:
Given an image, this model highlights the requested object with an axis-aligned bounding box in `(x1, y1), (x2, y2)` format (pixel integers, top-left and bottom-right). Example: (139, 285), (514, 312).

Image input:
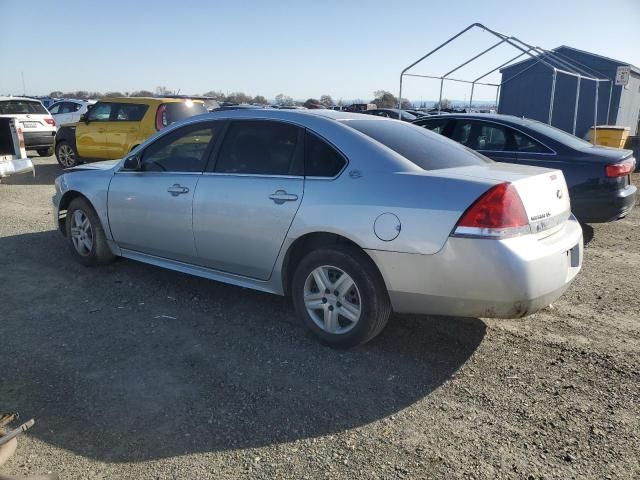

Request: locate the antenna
(21, 72), (26, 96)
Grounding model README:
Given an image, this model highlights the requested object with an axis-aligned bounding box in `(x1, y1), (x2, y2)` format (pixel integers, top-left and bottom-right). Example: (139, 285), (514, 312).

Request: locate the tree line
(46, 87), (418, 109)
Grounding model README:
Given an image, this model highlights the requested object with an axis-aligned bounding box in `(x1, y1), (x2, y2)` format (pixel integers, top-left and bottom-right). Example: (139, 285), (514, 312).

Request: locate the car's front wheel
(55, 142), (80, 168)
(65, 197), (115, 266)
(292, 246), (391, 348)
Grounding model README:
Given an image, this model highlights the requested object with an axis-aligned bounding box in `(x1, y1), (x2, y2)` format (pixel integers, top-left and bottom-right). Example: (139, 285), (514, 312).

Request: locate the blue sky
(2, 0), (639, 102)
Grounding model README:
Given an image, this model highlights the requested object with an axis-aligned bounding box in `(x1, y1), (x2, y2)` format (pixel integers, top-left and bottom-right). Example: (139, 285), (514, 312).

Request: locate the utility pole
(21, 72), (26, 96)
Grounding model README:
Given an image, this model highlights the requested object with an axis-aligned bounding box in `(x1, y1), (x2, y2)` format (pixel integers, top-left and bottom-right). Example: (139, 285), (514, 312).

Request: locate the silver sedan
(53, 109), (583, 347)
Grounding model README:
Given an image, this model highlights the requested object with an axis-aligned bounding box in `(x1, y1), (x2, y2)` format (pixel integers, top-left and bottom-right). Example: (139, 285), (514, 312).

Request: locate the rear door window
(305, 131), (346, 177)
(512, 130), (553, 153)
(214, 121), (301, 175)
(48, 103), (62, 114)
(114, 103), (148, 121)
(416, 118), (451, 135)
(451, 120), (513, 151)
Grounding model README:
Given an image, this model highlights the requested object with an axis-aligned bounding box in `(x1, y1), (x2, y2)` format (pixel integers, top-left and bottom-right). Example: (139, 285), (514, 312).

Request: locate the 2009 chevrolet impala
(53, 109), (583, 347)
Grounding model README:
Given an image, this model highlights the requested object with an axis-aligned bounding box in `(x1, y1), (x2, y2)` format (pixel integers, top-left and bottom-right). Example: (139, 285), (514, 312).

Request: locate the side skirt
(119, 248), (283, 296)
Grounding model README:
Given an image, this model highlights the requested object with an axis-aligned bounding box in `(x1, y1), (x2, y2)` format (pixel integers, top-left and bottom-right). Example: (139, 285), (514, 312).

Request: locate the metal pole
(573, 75), (581, 135)
(398, 74), (403, 110)
(606, 81), (613, 124)
(495, 84), (501, 111)
(438, 78), (444, 113)
(593, 81), (599, 144)
(548, 69), (557, 124)
(469, 82), (475, 109)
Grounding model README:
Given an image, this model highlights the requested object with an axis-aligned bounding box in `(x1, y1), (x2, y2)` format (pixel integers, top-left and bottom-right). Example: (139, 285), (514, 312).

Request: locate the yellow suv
(54, 97), (208, 168)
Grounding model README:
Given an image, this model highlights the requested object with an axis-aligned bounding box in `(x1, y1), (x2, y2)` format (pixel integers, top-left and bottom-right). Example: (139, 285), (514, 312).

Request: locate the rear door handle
(167, 184), (190, 196)
(97, 128), (106, 133)
(269, 189), (298, 204)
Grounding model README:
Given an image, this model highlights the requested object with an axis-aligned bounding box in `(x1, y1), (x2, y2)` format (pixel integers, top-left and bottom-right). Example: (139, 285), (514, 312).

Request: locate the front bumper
(572, 184), (637, 223)
(23, 131), (55, 149)
(367, 216), (583, 318)
(0, 157), (34, 178)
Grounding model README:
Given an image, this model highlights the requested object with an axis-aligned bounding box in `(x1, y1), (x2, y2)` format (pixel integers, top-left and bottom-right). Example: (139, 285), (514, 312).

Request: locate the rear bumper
(0, 157), (34, 178)
(367, 216), (583, 318)
(23, 131), (55, 149)
(572, 184), (637, 223)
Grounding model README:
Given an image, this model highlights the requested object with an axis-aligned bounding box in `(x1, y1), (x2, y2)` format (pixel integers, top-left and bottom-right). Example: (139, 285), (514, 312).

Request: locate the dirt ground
(0, 155), (638, 480)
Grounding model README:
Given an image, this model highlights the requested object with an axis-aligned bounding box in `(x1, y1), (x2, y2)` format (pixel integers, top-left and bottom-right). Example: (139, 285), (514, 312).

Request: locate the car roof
(100, 97), (204, 104)
(0, 96), (44, 102)
(205, 108), (382, 123)
(420, 112), (533, 125)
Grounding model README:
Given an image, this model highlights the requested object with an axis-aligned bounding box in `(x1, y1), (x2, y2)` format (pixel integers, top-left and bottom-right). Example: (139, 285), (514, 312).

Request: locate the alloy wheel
(58, 144), (76, 167)
(70, 210), (94, 256)
(303, 265), (362, 334)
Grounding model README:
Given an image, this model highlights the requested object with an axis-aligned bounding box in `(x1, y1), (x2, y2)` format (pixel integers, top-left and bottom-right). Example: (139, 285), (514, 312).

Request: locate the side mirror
(123, 154), (142, 171)
(80, 114), (89, 124)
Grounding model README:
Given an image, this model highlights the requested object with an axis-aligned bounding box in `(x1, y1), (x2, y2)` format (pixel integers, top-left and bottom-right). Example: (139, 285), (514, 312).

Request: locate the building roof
(500, 45), (640, 77)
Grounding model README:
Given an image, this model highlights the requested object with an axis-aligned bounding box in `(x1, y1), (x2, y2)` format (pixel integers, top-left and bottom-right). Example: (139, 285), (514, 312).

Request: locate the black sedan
(363, 108), (417, 122)
(414, 113), (636, 223)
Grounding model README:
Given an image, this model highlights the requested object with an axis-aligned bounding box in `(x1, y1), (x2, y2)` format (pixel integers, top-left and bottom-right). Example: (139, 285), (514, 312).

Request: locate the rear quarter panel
(289, 170), (494, 255)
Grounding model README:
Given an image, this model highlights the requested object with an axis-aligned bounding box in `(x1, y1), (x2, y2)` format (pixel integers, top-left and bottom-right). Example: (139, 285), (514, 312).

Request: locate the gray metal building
(498, 46), (640, 137)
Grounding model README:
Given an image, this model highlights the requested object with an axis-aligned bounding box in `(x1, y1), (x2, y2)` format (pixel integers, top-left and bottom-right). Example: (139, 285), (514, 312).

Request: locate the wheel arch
(57, 190), (94, 235)
(280, 231), (382, 296)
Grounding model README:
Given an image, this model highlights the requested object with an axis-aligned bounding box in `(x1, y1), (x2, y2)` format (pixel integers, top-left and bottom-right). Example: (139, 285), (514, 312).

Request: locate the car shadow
(1, 161), (63, 186)
(0, 230), (486, 463)
(581, 223), (594, 246)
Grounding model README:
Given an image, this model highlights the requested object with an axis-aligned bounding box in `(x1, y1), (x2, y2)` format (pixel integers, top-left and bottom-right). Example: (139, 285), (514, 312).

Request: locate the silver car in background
(53, 109), (583, 347)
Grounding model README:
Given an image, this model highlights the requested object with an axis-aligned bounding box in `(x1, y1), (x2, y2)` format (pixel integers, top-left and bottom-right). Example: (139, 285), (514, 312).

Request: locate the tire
(291, 246), (391, 348)
(55, 141), (80, 168)
(37, 147), (53, 157)
(65, 197), (115, 266)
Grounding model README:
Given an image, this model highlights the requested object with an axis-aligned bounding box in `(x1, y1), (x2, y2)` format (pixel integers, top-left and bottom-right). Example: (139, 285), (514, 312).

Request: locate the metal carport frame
(397, 23), (612, 141)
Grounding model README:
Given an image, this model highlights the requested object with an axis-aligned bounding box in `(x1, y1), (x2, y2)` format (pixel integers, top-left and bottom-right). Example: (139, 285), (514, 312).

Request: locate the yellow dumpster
(586, 125), (630, 148)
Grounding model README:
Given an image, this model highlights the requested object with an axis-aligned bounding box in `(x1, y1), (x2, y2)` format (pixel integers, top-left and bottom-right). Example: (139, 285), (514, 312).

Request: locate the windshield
(524, 119), (593, 149)
(343, 119), (491, 170)
(0, 100), (48, 115)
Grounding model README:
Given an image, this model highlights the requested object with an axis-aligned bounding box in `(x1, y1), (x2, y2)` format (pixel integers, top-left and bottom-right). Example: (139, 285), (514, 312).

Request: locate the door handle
(167, 184), (190, 196)
(269, 189), (298, 204)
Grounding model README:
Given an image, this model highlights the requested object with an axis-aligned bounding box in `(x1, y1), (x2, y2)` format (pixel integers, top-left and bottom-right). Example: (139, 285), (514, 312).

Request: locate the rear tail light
(17, 127), (25, 148)
(605, 158), (635, 178)
(155, 104), (167, 131)
(453, 182), (530, 239)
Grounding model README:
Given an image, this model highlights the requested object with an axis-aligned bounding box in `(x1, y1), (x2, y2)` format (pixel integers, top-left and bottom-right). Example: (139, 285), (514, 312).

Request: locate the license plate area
(22, 121), (38, 128)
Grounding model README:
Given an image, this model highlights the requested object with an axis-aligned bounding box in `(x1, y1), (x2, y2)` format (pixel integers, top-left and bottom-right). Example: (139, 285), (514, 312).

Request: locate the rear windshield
(343, 119), (491, 170)
(163, 102), (208, 124)
(0, 100), (48, 115)
(524, 120), (593, 149)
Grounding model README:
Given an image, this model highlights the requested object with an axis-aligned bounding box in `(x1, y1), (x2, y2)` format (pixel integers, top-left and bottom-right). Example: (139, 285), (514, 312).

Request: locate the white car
(48, 99), (96, 126)
(0, 97), (57, 156)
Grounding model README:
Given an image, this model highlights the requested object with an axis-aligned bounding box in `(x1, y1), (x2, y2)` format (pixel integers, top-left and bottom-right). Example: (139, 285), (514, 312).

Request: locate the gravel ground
(0, 155), (638, 479)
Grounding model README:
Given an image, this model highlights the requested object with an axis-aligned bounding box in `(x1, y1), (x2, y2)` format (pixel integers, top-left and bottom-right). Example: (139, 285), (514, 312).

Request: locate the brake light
(17, 127), (25, 148)
(45, 117), (56, 127)
(155, 104), (167, 131)
(454, 182), (529, 238)
(605, 158), (635, 178)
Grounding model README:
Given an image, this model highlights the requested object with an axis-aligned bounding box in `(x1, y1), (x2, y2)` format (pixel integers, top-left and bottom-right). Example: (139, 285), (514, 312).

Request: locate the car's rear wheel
(292, 246), (391, 348)
(56, 142), (80, 168)
(65, 197), (115, 266)
(37, 147), (53, 157)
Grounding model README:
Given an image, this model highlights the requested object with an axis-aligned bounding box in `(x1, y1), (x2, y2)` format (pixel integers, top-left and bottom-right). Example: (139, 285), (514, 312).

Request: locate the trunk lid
(437, 162), (571, 234)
